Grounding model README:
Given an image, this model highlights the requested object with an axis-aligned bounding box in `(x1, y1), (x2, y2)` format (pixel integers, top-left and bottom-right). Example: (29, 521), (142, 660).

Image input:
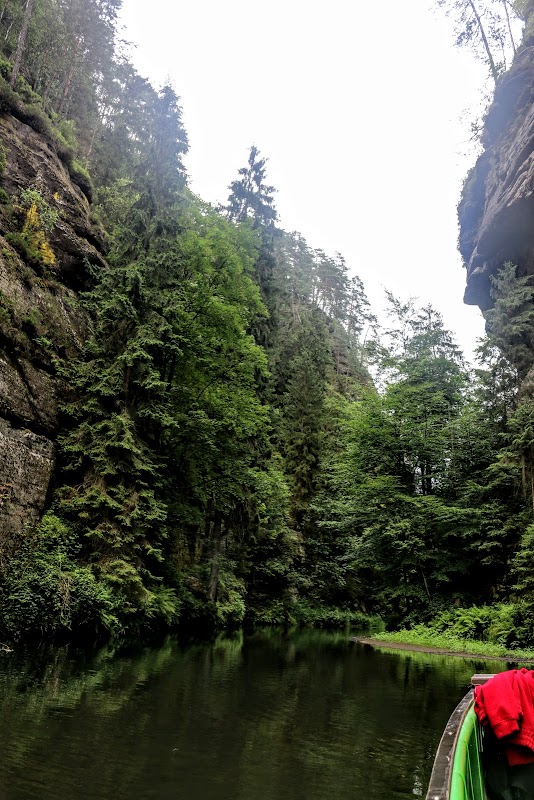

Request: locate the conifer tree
(226, 145), (277, 230)
(437, 0), (520, 81)
(485, 262), (534, 380)
(276, 307), (330, 521)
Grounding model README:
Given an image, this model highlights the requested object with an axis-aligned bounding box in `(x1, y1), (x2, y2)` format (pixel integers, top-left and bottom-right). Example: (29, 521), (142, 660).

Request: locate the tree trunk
(402, 567), (410, 612)
(207, 510), (224, 602)
(10, 0), (34, 88)
(3, 18), (14, 45)
(57, 36), (81, 117)
(165, 353), (177, 392)
(85, 123), (99, 163)
(468, 0), (500, 84)
(503, 0), (517, 53)
(420, 564), (431, 600)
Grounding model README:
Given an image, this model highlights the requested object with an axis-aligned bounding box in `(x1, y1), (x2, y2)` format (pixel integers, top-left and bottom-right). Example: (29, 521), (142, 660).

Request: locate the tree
(226, 145), (278, 230)
(10, 0), (34, 86)
(54, 0), (121, 118)
(437, 0), (520, 82)
(502, 0), (518, 51)
(383, 296), (467, 495)
(485, 262), (534, 381)
(132, 83), (189, 209)
(307, 295), (491, 622)
(55, 178), (294, 632)
(275, 306), (331, 521)
(273, 231), (315, 312)
(225, 145), (280, 349)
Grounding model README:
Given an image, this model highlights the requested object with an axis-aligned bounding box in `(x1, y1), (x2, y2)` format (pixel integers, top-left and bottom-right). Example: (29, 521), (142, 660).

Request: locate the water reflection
(0, 631), (518, 800)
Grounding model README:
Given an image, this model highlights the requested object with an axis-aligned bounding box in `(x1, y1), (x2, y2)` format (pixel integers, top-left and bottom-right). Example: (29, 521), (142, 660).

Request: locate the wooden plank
(471, 674), (496, 685)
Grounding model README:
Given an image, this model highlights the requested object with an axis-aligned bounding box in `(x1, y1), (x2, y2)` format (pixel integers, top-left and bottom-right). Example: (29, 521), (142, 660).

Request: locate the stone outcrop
(459, 35), (534, 310)
(0, 420), (55, 543)
(0, 112), (105, 545)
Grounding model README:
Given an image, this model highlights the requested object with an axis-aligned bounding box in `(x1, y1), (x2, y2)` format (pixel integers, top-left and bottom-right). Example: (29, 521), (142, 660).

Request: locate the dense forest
(0, 0), (534, 647)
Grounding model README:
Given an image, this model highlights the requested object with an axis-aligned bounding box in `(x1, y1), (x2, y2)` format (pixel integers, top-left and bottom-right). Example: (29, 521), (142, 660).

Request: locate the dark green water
(0, 630), (512, 800)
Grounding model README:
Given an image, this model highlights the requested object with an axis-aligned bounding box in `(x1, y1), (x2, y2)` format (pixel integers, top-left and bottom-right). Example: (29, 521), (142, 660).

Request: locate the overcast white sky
(119, 0), (497, 360)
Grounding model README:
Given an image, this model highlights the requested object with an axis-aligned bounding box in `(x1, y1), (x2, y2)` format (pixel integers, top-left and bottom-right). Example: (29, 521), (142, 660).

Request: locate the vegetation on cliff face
(437, 0), (521, 82)
(1, 0), (534, 645)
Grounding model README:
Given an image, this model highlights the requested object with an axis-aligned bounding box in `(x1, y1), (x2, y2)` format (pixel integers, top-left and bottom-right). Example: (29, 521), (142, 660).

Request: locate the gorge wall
(460, 5), (534, 312)
(0, 112), (104, 550)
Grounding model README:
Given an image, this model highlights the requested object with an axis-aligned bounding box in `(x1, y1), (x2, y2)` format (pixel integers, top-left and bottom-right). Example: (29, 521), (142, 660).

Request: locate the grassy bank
(376, 625), (534, 661)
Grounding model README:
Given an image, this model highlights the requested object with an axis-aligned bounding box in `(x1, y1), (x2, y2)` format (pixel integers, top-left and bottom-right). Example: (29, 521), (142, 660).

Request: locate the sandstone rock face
(0, 114), (106, 287)
(459, 42), (534, 310)
(0, 420), (55, 545)
(0, 113), (105, 545)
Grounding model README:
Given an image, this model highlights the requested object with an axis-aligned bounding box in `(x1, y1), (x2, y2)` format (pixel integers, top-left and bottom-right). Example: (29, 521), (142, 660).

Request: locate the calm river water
(0, 629), (513, 800)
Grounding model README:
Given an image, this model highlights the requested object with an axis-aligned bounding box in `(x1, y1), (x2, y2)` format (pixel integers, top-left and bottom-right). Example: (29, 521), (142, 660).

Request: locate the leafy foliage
(1, 514), (118, 639)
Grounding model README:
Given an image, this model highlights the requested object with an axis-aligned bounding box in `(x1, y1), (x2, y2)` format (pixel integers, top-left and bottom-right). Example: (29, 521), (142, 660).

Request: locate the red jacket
(475, 668), (534, 765)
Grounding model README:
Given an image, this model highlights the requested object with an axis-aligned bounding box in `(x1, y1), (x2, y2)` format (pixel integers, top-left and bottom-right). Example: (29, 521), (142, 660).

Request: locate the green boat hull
(426, 691), (485, 800)
(449, 706), (485, 800)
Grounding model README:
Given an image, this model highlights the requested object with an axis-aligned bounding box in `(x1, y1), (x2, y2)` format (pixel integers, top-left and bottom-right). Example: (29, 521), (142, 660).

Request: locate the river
(0, 629), (512, 800)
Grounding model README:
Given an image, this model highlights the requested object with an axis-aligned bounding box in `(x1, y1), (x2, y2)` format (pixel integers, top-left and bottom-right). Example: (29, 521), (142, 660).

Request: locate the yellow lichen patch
(21, 202), (56, 266)
(38, 237), (56, 266)
(24, 201), (40, 230)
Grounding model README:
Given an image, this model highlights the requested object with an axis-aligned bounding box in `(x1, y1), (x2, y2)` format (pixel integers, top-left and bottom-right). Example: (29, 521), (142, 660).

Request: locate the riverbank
(352, 633), (534, 662)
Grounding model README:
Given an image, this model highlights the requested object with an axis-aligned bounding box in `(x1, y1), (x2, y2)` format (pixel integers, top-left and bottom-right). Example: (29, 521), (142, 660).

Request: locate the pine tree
(436, 0), (520, 81)
(226, 145), (277, 229)
(225, 145), (281, 349)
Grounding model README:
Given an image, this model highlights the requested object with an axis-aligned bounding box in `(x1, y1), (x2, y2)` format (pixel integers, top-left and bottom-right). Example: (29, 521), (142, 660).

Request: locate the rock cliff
(0, 112), (105, 550)
(459, 23), (534, 310)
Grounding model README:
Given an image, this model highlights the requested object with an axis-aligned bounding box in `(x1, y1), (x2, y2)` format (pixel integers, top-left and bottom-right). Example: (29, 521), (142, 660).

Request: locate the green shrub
(69, 159), (94, 201)
(19, 188), (59, 231)
(56, 118), (77, 151)
(0, 77), (75, 168)
(209, 558), (247, 628)
(5, 231), (41, 265)
(508, 602), (534, 648)
(429, 606), (492, 640)
(6, 188), (59, 267)
(216, 587), (246, 628)
(292, 599), (383, 630)
(0, 57), (12, 82)
(251, 599), (291, 625)
(427, 604), (522, 647)
(0, 142), (7, 176)
(14, 75), (41, 106)
(0, 288), (15, 329)
(0, 514), (119, 640)
(145, 586), (182, 626)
